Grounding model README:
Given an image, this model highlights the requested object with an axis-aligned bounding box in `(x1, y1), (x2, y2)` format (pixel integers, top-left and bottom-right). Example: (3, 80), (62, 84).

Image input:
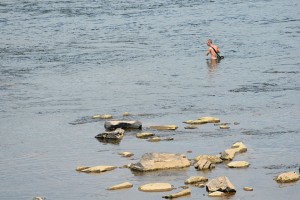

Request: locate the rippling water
(1, 0), (299, 199)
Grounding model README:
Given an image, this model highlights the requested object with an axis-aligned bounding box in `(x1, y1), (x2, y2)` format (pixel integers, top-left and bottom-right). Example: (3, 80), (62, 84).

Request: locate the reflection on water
(206, 59), (219, 73)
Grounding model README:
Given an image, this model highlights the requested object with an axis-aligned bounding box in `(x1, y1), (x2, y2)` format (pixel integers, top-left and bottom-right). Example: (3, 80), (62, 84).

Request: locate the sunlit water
(0, 0), (299, 199)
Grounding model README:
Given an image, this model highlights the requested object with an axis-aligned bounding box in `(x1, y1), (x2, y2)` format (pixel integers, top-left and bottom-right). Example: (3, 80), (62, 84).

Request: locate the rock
(219, 125), (230, 129)
(77, 165), (116, 173)
(149, 125), (178, 130)
(139, 183), (173, 192)
(195, 183), (206, 188)
(220, 149), (237, 160)
(231, 142), (247, 153)
(119, 152), (134, 157)
(136, 132), (155, 139)
(75, 166), (90, 171)
(233, 122), (240, 125)
(104, 120), (142, 130)
(194, 159), (215, 170)
(184, 125), (198, 129)
(123, 112), (131, 116)
(194, 155), (223, 164)
(243, 187), (253, 191)
(275, 171), (300, 183)
(184, 176), (208, 184)
(227, 161), (250, 168)
(147, 137), (174, 142)
(95, 128), (125, 140)
(92, 114), (112, 119)
(183, 117), (220, 125)
(214, 123), (230, 126)
(208, 191), (225, 197)
(206, 176), (236, 193)
(129, 152), (191, 172)
(107, 182), (133, 190)
(162, 188), (191, 199)
(33, 197), (45, 200)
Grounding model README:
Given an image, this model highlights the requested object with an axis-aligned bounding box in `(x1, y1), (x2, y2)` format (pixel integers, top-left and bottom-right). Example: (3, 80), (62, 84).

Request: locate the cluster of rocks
(76, 114), (300, 198)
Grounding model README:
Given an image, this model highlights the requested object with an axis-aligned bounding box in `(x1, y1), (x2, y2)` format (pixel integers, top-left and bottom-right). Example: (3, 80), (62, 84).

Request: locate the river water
(1, 0), (299, 199)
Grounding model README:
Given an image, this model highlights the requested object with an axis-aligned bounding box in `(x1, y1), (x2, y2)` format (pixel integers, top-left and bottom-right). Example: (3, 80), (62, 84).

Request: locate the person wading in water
(206, 39), (222, 60)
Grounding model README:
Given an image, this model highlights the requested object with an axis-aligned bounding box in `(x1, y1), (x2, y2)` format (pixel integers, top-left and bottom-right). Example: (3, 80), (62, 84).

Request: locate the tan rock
(197, 116), (221, 123)
(219, 125), (230, 129)
(150, 125), (178, 130)
(231, 142), (247, 153)
(139, 183), (173, 192)
(75, 166), (89, 171)
(227, 161), (250, 168)
(208, 191), (225, 197)
(206, 176), (236, 193)
(184, 125), (198, 129)
(119, 152), (134, 157)
(184, 176), (208, 184)
(194, 155), (223, 164)
(147, 137), (161, 142)
(92, 114), (113, 119)
(123, 112), (131, 116)
(194, 159), (215, 170)
(130, 152), (190, 172)
(107, 182), (133, 190)
(243, 187), (253, 191)
(275, 171), (300, 183)
(220, 149), (237, 160)
(78, 165), (116, 173)
(136, 132), (155, 139)
(162, 188), (191, 199)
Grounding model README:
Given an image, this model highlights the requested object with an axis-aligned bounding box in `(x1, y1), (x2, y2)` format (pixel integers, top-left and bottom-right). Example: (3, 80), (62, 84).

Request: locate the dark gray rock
(95, 128), (125, 140)
(104, 120), (142, 130)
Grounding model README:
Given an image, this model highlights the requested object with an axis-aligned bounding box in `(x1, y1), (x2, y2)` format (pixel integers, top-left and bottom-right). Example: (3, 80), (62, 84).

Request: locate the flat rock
(219, 125), (230, 129)
(129, 152), (190, 172)
(184, 125), (198, 129)
(208, 191), (225, 197)
(184, 176), (208, 184)
(95, 128), (125, 140)
(119, 152), (134, 157)
(136, 132), (155, 139)
(194, 159), (215, 170)
(105, 120), (142, 130)
(139, 183), (173, 192)
(206, 176), (236, 193)
(275, 171), (300, 183)
(243, 187), (253, 191)
(162, 188), (191, 199)
(194, 155), (223, 164)
(147, 137), (174, 142)
(77, 165), (116, 173)
(231, 142), (247, 153)
(227, 161), (250, 168)
(107, 182), (133, 190)
(149, 125), (178, 130)
(92, 114), (112, 119)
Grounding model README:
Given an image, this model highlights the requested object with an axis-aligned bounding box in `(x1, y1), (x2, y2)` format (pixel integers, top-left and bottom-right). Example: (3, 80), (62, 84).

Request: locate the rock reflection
(95, 138), (121, 145)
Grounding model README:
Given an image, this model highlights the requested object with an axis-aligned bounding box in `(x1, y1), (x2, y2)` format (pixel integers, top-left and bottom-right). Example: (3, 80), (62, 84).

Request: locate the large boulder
(95, 128), (124, 140)
(104, 120), (142, 130)
(275, 171), (300, 183)
(206, 176), (236, 193)
(129, 152), (190, 172)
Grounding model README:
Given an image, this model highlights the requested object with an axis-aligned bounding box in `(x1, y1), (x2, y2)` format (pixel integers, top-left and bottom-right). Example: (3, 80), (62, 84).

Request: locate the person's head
(207, 39), (212, 46)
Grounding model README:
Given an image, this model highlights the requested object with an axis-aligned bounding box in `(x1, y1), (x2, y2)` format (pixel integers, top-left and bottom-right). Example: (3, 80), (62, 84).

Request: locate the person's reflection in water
(206, 59), (219, 73)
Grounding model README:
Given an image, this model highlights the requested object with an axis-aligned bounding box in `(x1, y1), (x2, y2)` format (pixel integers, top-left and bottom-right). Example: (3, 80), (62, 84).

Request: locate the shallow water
(0, 0), (299, 199)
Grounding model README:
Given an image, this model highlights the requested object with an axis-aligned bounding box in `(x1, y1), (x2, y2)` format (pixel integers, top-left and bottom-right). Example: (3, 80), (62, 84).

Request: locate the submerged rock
(206, 176), (236, 193)
(227, 161), (250, 168)
(76, 165), (116, 173)
(105, 120), (142, 130)
(129, 152), (190, 172)
(139, 183), (173, 192)
(194, 159), (215, 170)
(107, 182), (133, 190)
(184, 176), (208, 184)
(149, 125), (178, 130)
(162, 188), (191, 199)
(275, 171), (300, 183)
(136, 132), (155, 139)
(95, 128), (125, 140)
(147, 137), (174, 142)
(194, 155), (223, 164)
